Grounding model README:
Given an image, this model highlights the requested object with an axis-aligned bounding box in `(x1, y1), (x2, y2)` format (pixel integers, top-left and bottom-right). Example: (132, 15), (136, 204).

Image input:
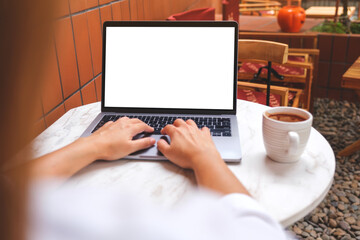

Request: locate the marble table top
(32, 100), (335, 227)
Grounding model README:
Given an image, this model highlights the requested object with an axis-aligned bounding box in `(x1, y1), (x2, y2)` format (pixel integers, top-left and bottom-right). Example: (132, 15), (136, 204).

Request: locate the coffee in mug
(268, 113), (307, 122)
(262, 107), (313, 163)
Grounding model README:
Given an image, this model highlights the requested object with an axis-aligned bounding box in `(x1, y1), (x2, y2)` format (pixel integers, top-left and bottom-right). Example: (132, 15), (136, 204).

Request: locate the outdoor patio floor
(288, 98), (360, 240)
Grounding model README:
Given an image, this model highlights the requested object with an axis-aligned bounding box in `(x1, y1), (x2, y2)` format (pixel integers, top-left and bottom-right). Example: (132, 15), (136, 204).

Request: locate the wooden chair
(237, 40), (303, 107)
(338, 57), (360, 157)
(167, 8), (215, 20)
(240, 0), (302, 15)
(278, 0), (302, 7)
(223, 0), (281, 21)
(222, 0), (303, 21)
(239, 0), (282, 16)
(238, 82), (303, 107)
(237, 82), (303, 107)
(238, 38), (319, 110)
(238, 32), (319, 110)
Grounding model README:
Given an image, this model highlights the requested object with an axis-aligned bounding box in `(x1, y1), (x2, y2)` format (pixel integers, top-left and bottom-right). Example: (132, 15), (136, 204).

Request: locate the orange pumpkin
(277, 6), (306, 33)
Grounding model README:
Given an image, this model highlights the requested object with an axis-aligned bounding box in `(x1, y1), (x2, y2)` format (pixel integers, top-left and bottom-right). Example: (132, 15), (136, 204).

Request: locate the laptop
(81, 21), (241, 163)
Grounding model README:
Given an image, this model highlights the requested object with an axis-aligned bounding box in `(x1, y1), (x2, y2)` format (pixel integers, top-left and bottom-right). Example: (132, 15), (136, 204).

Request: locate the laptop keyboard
(91, 115), (232, 137)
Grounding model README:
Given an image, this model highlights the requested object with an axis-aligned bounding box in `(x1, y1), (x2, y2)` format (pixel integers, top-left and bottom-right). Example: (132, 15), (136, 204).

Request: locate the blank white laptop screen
(104, 26), (235, 110)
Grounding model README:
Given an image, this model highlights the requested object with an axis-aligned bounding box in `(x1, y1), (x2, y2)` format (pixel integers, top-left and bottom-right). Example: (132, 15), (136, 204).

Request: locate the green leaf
(311, 20), (347, 34)
(350, 22), (360, 34)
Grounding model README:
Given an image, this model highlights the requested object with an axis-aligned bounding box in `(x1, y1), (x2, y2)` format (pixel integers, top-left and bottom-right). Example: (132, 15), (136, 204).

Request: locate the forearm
(28, 138), (99, 180)
(193, 156), (250, 196)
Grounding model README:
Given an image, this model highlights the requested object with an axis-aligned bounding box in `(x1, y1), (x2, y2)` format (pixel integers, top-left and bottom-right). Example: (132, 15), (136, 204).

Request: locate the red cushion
(288, 91), (298, 106)
(239, 55), (306, 76)
(237, 89), (281, 107)
(288, 55), (305, 62)
(167, 8), (215, 21)
(288, 91), (296, 102)
(222, 0), (239, 23)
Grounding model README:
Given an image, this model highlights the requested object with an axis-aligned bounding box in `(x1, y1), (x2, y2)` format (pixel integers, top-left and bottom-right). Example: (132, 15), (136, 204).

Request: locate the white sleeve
(29, 182), (288, 240)
(218, 193), (287, 240)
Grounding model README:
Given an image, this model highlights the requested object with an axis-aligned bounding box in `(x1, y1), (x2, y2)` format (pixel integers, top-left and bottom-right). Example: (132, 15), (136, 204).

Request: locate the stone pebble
(289, 98), (360, 239)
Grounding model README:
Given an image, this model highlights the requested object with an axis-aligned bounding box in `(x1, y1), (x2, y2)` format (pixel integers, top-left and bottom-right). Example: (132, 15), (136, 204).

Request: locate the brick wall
(34, 1), (360, 137)
(33, 0), (208, 137)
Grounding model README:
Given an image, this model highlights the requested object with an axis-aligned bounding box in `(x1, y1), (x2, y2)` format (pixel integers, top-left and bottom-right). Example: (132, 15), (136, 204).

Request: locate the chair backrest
(238, 39), (288, 64)
(167, 8), (215, 21)
(288, 0), (301, 6)
(222, 0), (240, 23)
(239, 0), (282, 13)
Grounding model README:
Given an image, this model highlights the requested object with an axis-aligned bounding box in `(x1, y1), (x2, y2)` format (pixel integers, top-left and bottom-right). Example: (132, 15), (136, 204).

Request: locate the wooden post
(334, 0), (340, 22)
(342, 0), (348, 16)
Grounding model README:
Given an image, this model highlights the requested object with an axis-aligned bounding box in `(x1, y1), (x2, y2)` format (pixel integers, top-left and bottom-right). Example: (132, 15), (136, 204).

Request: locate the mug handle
(288, 131), (299, 155)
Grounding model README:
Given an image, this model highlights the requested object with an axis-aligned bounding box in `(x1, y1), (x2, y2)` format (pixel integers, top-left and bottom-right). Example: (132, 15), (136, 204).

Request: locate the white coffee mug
(262, 107), (313, 163)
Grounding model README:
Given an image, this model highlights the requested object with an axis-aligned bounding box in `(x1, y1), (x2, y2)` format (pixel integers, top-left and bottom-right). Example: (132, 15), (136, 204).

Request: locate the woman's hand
(157, 119), (223, 170)
(157, 119), (250, 196)
(28, 117), (155, 180)
(87, 117), (155, 160)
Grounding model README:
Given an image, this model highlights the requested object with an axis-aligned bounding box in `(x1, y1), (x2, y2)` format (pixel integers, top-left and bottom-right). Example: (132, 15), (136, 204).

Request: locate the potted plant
(311, 0), (360, 34)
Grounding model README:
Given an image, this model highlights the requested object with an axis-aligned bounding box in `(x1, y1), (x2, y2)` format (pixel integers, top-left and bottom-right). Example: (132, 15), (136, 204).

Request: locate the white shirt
(28, 182), (287, 240)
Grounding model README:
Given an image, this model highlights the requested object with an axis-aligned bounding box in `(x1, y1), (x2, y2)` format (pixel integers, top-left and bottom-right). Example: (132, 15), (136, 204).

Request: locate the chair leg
(304, 69), (312, 110)
(266, 61), (272, 106)
(338, 139), (360, 157)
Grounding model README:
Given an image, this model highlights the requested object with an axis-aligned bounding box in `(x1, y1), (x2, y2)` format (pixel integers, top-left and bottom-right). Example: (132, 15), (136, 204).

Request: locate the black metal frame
(251, 61), (284, 106)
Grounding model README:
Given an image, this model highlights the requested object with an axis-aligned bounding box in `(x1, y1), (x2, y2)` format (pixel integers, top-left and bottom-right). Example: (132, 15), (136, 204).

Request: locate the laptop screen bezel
(101, 21), (238, 115)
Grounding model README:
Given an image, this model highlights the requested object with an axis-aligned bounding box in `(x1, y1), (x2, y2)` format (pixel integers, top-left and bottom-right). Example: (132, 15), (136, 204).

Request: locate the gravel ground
(288, 98), (360, 240)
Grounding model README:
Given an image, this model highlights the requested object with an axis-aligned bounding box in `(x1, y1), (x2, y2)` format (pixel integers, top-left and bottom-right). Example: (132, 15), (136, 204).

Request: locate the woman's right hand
(157, 119), (223, 170)
(157, 118), (249, 196)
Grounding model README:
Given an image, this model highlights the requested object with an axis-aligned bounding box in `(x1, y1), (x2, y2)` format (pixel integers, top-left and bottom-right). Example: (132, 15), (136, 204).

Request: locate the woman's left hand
(87, 117), (155, 160)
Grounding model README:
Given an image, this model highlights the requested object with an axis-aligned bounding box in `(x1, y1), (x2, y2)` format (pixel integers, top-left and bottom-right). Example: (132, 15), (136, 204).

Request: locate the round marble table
(32, 100), (335, 227)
